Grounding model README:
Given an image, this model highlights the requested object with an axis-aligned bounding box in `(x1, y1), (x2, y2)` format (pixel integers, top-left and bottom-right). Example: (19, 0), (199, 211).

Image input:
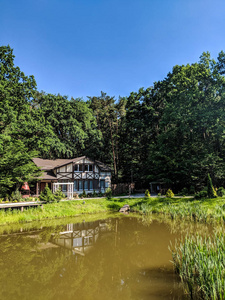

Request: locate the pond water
(0, 214), (210, 300)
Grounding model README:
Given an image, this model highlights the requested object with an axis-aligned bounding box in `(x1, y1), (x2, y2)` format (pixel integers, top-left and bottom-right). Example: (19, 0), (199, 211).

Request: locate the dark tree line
(1, 45), (225, 196)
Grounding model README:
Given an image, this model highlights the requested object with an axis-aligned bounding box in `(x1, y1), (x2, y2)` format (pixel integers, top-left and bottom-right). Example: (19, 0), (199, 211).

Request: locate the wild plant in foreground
(170, 234), (225, 299)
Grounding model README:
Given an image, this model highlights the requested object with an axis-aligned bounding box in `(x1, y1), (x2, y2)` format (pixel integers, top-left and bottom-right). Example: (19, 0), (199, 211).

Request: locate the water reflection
(52, 220), (111, 256)
(0, 216), (191, 300)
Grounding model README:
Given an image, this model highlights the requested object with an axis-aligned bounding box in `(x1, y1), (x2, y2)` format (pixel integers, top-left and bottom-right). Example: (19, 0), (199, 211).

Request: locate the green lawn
(0, 196), (225, 226)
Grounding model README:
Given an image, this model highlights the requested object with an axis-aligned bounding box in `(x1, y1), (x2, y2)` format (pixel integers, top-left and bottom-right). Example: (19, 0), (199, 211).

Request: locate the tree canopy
(1, 45), (225, 196)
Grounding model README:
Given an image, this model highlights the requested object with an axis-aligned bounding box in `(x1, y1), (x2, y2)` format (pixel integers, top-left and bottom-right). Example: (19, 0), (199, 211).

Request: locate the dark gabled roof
(33, 156), (111, 172)
(40, 171), (57, 180)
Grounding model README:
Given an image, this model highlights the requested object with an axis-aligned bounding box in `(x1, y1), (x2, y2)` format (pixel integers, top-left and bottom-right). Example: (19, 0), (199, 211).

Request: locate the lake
(0, 213), (209, 300)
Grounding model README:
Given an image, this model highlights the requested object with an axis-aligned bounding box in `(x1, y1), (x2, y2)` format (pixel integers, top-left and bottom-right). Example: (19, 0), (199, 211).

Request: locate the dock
(0, 202), (44, 211)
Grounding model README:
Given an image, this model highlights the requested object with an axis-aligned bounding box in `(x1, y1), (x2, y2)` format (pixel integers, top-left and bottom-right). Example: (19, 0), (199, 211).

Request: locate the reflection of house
(33, 156), (111, 197)
(52, 220), (111, 256)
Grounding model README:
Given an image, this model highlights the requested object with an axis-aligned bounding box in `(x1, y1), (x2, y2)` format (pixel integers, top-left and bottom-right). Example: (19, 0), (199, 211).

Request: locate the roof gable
(33, 156), (111, 172)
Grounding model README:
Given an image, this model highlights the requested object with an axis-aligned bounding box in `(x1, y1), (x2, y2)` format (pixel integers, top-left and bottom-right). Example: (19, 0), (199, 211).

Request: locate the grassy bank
(171, 234), (225, 299)
(131, 196), (225, 224)
(0, 198), (143, 225)
(1, 196), (225, 226)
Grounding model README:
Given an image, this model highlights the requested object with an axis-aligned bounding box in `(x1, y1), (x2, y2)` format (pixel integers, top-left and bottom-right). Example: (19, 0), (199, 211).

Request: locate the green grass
(170, 234), (225, 299)
(0, 198), (143, 225)
(1, 196), (225, 226)
(131, 196), (225, 224)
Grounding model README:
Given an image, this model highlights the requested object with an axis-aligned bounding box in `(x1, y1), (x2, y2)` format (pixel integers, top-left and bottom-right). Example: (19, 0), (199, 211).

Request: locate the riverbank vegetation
(171, 234), (225, 300)
(1, 45), (225, 197)
(1, 195), (225, 226)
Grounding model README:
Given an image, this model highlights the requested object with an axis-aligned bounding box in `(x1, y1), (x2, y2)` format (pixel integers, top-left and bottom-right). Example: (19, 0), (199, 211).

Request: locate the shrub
(98, 192), (103, 197)
(10, 189), (23, 202)
(145, 189), (150, 198)
(217, 187), (225, 197)
(195, 190), (208, 199)
(53, 188), (65, 202)
(93, 190), (98, 197)
(39, 186), (55, 203)
(166, 189), (174, 198)
(106, 188), (112, 200)
(207, 174), (217, 198)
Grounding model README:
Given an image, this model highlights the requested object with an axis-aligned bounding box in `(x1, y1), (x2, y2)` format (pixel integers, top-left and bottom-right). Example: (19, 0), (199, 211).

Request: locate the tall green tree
(88, 92), (126, 180)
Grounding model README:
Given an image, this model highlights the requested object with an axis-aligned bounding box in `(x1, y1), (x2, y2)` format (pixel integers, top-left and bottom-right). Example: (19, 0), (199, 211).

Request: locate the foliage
(166, 189), (174, 198)
(195, 190), (208, 199)
(53, 188), (65, 202)
(207, 173), (217, 198)
(145, 189), (150, 198)
(217, 187), (225, 197)
(39, 186), (55, 203)
(105, 188), (112, 200)
(10, 189), (23, 202)
(79, 190), (87, 198)
(2, 45), (225, 194)
(171, 234), (225, 299)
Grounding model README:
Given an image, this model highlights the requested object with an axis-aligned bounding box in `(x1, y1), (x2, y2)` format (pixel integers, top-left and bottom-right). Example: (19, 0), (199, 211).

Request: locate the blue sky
(1, 0), (225, 100)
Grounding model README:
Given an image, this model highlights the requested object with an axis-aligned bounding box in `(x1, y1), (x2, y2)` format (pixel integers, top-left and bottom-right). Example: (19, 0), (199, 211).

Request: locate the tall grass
(170, 234), (225, 299)
(133, 197), (225, 224)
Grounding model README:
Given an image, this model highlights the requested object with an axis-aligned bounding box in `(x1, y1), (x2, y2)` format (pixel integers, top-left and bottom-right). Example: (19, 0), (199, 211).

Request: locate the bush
(166, 189), (174, 198)
(39, 186), (55, 203)
(217, 187), (225, 197)
(10, 189), (23, 202)
(98, 192), (103, 197)
(195, 190), (208, 199)
(79, 190), (87, 198)
(145, 189), (150, 198)
(106, 188), (112, 200)
(93, 190), (98, 197)
(53, 188), (65, 202)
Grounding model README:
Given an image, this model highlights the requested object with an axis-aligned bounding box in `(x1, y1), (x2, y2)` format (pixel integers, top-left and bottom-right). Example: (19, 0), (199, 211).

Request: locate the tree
(88, 92), (126, 181)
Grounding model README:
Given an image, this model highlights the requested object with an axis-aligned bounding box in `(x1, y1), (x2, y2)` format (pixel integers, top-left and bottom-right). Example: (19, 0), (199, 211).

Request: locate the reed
(170, 234), (225, 299)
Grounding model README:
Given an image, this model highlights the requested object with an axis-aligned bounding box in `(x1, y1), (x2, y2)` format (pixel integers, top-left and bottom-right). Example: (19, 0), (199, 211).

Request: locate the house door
(40, 182), (46, 192)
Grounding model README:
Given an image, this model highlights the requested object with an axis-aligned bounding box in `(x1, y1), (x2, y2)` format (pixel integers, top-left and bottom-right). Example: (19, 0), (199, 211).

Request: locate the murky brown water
(0, 214), (202, 300)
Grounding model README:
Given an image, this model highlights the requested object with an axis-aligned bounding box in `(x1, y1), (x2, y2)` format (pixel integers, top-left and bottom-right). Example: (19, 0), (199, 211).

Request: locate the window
(84, 164), (93, 172)
(100, 180), (105, 189)
(84, 180), (88, 190)
(62, 184), (67, 193)
(73, 180), (78, 191)
(79, 181), (83, 190)
(74, 164), (83, 172)
(89, 180), (93, 190)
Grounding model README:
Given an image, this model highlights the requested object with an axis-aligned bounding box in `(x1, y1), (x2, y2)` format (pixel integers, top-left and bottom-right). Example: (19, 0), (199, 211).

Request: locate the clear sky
(1, 0), (225, 100)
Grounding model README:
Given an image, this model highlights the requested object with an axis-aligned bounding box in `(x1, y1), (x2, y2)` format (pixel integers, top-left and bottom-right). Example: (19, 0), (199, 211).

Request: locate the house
(33, 156), (111, 198)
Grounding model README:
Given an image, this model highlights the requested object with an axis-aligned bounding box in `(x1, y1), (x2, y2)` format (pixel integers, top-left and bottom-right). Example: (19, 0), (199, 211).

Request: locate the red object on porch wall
(21, 182), (30, 198)
(21, 182), (30, 190)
